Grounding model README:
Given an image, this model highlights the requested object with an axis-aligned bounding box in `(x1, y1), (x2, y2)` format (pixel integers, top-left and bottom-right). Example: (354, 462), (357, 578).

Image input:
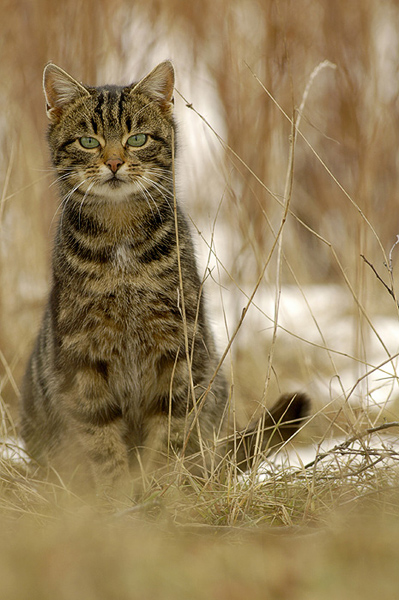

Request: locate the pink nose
(106, 158), (123, 173)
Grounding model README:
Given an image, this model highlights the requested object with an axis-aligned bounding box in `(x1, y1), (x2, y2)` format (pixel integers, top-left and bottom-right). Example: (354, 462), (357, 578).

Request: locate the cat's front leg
(56, 365), (131, 498)
(75, 420), (132, 500)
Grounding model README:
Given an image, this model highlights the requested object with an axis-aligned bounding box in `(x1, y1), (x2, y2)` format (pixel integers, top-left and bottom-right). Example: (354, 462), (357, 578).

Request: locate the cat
(20, 60), (309, 496)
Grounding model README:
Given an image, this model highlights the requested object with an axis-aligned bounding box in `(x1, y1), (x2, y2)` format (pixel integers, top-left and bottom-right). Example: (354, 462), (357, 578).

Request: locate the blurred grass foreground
(1, 0), (399, 598)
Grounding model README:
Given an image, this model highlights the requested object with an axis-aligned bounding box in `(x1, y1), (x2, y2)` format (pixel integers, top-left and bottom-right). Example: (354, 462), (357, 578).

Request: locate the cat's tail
(222, 392), (311, 472)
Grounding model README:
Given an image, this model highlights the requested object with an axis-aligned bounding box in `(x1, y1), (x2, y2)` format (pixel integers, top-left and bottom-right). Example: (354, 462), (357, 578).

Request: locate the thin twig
(361, 253), (398, 306)
(304, 421), (399, 470)
(388, 235), (399, 273)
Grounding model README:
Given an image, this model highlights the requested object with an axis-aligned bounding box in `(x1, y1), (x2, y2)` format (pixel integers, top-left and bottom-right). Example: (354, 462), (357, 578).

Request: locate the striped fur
(20, 62), (309, 495)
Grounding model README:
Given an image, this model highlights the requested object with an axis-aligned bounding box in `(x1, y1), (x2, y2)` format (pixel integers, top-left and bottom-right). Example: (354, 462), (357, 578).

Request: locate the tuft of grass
(1, 419), (399, 599)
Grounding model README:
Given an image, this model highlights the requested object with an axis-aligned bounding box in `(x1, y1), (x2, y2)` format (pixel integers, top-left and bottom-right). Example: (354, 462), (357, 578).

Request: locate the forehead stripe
(94, 91), (106, 129)
(94, 90), (105, 114)
(117, 91), (124, 123)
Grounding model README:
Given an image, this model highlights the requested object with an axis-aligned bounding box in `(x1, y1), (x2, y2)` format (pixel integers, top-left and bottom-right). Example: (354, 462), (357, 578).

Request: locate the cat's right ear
(43, 63), (90, 123)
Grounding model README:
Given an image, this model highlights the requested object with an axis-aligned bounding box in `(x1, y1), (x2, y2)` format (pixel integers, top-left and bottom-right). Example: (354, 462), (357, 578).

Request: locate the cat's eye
(79, 136), (100, 149)
(127, 133), (147, 147)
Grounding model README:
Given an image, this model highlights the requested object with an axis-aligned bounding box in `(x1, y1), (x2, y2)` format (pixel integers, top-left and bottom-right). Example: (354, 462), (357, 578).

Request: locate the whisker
(50, 172), (76, 188)
(147, 165), (173, 176)
(135, 178), (161, 220)
(139, 175), (174, 213)
(78, 180), (96, 228)
(146, 167), (174, 183)
(135, 179), (157, 218)
(56, 179), (90, 231)
(143, 177), (174, 198)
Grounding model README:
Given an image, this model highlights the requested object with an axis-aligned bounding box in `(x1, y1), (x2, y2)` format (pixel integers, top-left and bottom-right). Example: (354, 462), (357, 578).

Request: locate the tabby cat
(20, 61), (309, 496)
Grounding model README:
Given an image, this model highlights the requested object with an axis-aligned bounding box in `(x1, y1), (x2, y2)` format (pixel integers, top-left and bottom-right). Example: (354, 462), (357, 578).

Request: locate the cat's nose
(106, 158), (124, 173)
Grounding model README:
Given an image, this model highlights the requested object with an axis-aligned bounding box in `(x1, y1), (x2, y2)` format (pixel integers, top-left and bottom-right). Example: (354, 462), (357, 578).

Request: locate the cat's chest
(58, 272), (182, 383)
(57, 222), (183, 355)
(59, 250), (180, 343)
(111, 242), (133, 272)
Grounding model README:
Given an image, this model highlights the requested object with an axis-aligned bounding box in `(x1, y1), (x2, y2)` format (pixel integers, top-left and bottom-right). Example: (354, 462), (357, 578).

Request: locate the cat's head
(43, 61), (175, 202)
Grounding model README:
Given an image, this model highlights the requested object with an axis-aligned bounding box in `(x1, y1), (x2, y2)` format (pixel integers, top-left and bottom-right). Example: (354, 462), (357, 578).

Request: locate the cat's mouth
(105, 175), (124, 188)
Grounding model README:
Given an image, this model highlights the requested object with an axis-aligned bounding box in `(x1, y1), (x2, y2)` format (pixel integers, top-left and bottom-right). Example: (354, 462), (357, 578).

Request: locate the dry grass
(2, 0), (399, 596)
(0, 505), (398, 600)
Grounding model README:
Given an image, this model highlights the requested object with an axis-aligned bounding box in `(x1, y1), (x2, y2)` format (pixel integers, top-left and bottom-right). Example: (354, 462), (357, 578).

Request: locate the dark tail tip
(268, 391), (311, 428)
(231, 391), (311, 472)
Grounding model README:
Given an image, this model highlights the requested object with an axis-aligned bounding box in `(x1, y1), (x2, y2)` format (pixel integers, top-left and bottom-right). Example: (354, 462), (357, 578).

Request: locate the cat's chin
(101, 178), (145, 195)
(105, 178), (124, 189)
(87, 180), (142, 204)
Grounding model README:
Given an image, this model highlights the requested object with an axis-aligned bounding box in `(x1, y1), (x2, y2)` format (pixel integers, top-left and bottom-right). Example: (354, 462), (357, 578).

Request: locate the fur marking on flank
(20, 60), (310, 496)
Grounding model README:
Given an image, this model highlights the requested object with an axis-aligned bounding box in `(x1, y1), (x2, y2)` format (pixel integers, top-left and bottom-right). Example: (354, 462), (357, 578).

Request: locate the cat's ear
(43, 63), (90, 123)
(131, 61), (175, 115)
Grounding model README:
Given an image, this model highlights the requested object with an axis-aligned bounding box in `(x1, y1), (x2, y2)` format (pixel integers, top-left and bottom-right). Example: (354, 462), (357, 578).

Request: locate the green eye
(127, 133), (147, 147)
(79, 136), (100, 149)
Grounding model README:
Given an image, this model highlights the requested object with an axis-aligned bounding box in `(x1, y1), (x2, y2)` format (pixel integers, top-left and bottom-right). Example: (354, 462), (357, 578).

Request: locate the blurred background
(1, 0), (399, 432)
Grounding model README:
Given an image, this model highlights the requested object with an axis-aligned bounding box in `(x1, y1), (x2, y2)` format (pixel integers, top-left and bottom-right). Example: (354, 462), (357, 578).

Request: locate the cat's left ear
(131, 61), (175, 116)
